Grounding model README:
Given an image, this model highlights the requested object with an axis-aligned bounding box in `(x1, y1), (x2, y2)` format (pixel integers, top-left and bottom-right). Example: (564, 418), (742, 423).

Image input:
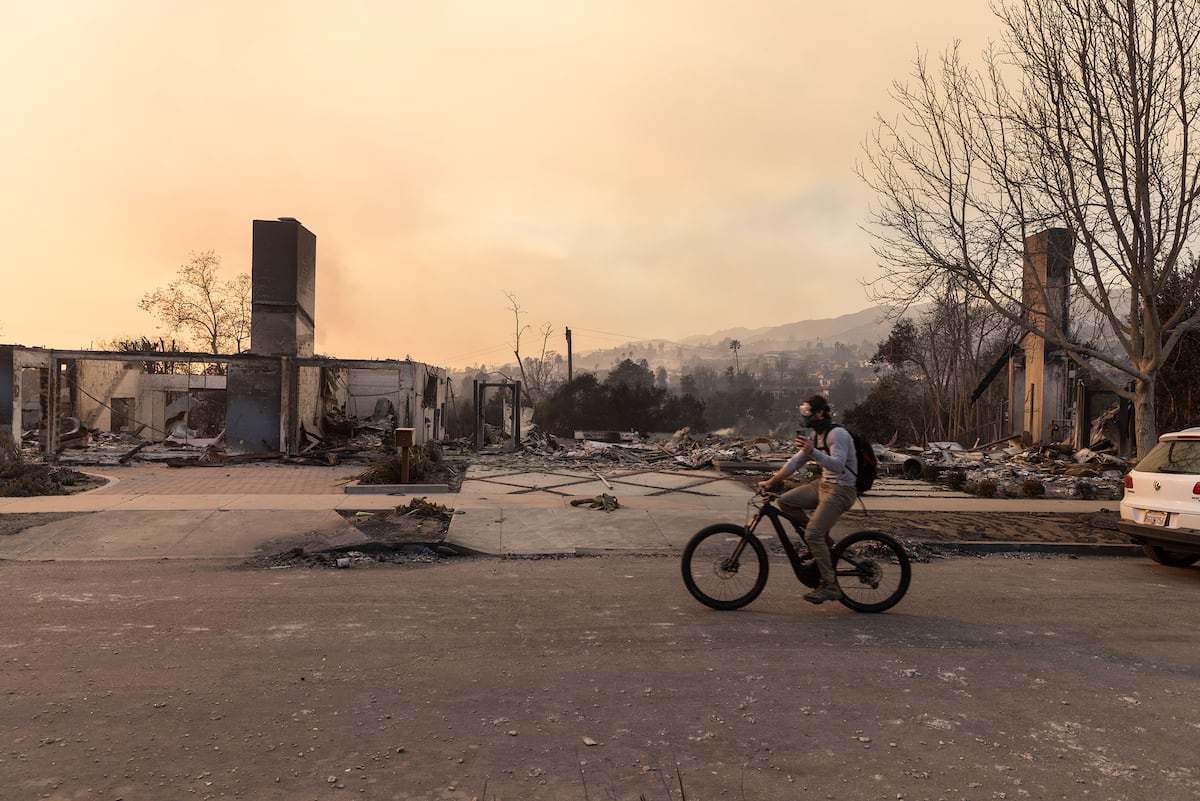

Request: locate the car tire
(1140, 543), (1200, 567)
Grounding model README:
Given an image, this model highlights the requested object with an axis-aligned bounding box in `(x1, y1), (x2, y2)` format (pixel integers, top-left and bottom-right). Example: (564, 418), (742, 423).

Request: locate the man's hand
(756, 480), (774, 494)
(796, 435), (815, 458)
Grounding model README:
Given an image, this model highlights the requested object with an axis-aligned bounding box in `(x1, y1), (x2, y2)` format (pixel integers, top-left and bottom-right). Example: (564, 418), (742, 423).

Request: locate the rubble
(17, 408), (1132, 501)
(21, 416), (401, 469)
(478, 424), (1130, 500)
(885, 438), (1129, 500)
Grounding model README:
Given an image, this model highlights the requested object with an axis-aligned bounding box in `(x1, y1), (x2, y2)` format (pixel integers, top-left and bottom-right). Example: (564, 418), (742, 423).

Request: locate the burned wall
(141, 374), (227, 440)
(1, 346), (51, 446)
(74, 360), (141, 433)
(324, 362), (447, 446)
(225, 360), (283, 453)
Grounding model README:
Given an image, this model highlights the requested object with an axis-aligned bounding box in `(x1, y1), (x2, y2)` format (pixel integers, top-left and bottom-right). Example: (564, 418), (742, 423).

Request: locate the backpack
(825, 424), (878, 495)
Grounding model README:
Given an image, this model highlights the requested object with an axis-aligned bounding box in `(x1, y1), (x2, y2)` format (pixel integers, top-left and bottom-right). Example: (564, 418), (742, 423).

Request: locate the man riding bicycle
(756, 395), (857, 605)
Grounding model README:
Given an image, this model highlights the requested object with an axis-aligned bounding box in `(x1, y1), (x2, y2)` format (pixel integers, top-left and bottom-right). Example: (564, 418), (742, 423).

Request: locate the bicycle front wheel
(833, 530), (911, 613)
(681, 524), (769, 610)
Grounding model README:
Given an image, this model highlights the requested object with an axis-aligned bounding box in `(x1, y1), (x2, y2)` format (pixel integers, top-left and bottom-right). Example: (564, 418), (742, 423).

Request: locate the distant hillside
(556, 305), (915, 377)
(454, 305), (920, 384)
(678, 306), (902, 351)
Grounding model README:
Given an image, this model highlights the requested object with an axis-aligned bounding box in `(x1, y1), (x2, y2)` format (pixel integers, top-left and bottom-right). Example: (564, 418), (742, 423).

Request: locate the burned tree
(140, 251), (251, 356)
(861, 0), (1200, 456)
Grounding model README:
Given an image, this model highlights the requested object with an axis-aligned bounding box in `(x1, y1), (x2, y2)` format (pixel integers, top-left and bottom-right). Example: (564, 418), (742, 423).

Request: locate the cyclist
(756, 394), (857, 604)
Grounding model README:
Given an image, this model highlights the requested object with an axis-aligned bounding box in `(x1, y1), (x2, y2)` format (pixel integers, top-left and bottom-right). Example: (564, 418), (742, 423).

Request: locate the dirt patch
(718, 470), (1127, 548)
(840, 508), (1125, 545)
(0, 512), (89, 538)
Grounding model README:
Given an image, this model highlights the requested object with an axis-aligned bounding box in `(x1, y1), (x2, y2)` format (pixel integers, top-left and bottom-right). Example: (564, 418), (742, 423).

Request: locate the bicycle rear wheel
(681, 524), (769, 610)
(833, 530), (911, 613)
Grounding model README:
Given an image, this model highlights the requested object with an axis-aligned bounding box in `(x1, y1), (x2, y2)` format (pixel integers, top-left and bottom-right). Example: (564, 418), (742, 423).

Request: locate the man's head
(799, 395), (831, 429)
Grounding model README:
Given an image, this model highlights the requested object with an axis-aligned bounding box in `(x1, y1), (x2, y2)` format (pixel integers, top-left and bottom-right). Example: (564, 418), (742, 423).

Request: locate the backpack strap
(824, 423), (858, 479)
(825, 423), (868, 512)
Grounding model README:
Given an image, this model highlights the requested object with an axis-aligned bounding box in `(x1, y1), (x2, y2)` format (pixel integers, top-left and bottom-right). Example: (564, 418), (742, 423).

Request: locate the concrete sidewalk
(0, 463), (1121, 561)
(440, 466), (1124, 556)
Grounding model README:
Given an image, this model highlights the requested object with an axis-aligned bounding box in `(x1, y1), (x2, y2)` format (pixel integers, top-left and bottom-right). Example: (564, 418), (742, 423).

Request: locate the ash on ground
(245, 498), (461, 569)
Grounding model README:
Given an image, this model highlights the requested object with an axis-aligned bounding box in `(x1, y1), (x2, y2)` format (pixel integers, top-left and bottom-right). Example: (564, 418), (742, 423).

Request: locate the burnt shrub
(972, 478), (998, 498)
(0, 440), (89, 497)
(1021, 478), (1046, 498)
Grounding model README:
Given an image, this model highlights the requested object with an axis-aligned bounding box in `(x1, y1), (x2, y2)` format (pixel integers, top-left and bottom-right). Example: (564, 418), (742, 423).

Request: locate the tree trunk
(1133, 378), (1158, 459)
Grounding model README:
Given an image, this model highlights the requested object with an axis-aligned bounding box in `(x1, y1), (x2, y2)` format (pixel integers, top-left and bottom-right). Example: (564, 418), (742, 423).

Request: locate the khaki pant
(777, 478), (857, 586)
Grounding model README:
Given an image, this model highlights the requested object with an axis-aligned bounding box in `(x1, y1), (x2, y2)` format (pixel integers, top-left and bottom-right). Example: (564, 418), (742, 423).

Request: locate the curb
(918, 541), (1140, 557)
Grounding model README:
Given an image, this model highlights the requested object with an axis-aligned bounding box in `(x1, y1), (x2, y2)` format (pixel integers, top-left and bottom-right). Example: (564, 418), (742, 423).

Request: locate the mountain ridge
(676, 306), (900, 350)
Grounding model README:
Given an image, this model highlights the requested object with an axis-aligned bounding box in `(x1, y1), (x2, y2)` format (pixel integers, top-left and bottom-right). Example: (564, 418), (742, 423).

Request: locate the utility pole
(565, 327), (573, 382)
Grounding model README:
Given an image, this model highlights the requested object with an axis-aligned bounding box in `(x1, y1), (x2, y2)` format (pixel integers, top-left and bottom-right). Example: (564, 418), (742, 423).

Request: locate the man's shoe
(803, 584), (844, 605)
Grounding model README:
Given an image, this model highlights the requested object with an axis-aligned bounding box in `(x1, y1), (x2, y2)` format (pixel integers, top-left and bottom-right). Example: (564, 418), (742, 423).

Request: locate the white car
(1119, 426), (1200, 567)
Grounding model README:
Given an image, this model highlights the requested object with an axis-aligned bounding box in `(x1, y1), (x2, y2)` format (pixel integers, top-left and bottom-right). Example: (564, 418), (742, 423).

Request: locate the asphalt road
(2, 552), (1198, 801)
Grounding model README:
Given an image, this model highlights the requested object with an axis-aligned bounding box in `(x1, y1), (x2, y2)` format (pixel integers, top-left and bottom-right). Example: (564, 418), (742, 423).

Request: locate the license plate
(1144, 510), (1169, 526)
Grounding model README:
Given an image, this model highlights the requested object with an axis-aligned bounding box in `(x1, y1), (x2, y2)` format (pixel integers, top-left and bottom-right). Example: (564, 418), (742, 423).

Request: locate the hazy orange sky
(1, 2), (999, 368)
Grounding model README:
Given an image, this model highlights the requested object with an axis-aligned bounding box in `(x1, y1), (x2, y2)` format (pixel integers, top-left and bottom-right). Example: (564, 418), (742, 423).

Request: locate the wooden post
(395, 428), (415, 483)
(565, 327), (573, 383)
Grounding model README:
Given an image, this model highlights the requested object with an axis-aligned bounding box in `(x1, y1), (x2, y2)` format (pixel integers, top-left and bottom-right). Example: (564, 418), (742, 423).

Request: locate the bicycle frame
(740, 493), (822, 588)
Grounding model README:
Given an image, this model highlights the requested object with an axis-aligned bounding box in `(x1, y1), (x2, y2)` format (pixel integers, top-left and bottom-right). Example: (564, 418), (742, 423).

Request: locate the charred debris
(464, 422), (1128, 501)
(23, 410), (1128, 501)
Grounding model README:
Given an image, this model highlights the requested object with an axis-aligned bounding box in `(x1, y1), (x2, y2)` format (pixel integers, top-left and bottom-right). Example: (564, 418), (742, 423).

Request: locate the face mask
(798, 404), (814, 429)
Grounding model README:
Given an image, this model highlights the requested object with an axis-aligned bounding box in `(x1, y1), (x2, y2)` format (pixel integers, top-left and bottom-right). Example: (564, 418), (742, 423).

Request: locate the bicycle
(680, 491), (911, 613)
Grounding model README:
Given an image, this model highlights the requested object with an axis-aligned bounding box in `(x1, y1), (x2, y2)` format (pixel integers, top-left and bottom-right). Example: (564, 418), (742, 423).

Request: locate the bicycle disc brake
(851, 558), (882, 588)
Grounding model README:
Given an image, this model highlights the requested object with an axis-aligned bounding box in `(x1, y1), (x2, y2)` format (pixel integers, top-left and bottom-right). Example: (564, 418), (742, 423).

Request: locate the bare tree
(860, 0), (1200, 455)
(139, 251), (251, 354)
(874, 293), (1018, 444)
(522, 322), (564, 400)
(502, 291), (564, 403)
(503, 290), (533, 399)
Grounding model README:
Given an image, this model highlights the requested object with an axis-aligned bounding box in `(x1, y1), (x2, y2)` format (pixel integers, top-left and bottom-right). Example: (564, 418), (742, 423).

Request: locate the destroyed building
(973, 228), (1136, 456)
(0, 219), (448, 457)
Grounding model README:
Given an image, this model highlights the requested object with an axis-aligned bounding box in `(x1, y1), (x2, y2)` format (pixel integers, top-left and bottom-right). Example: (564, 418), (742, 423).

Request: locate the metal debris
(569, 493), (622, 511)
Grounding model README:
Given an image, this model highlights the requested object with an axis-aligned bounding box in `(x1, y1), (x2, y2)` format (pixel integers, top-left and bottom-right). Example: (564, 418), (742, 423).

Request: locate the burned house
(991, 228), (1134, 454)
(1, 219), (448, 456)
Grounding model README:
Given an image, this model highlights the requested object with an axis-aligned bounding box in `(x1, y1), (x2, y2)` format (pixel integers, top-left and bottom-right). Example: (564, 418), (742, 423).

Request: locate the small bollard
(394, 428), (416, 483)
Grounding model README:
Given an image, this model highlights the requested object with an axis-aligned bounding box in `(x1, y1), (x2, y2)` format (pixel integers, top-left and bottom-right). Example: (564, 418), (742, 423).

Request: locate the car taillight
(1125, 474), (1134, 490)
(1194, 481), (1200, 496)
